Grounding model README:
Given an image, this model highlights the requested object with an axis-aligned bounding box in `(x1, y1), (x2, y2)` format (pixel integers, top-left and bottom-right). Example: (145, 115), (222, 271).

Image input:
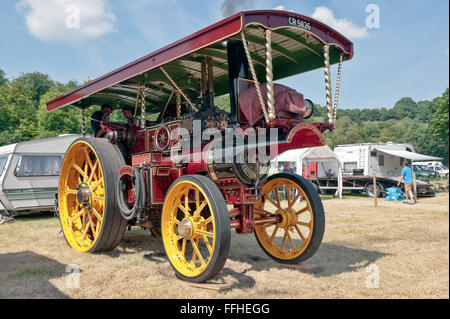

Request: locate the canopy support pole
(160, 66), (198, 112)
(176, 91), (181, 119)
(265, 29), (276, 120)
(81, 109), (86, 136)
(323, 45), (333, 124)
(134, 83), (146, 129)
(333, 54), (343, 123)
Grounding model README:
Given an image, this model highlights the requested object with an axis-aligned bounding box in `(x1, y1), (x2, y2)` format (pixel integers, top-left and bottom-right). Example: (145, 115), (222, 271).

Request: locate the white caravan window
(343, 162), (357, 172)
(0, 155), (8, 176)
(378, 155), (385, 166)
(15, 155), (63, 177)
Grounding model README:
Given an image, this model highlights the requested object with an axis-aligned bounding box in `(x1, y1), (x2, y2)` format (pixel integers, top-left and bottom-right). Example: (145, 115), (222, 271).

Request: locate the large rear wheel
(254, 173), (325, 264)
(58, 138), (127, 252)
(162, 175), (230, 283)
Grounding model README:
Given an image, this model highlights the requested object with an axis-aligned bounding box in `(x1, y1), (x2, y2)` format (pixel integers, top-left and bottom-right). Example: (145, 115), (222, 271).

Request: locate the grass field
(0, 193), (448, 299)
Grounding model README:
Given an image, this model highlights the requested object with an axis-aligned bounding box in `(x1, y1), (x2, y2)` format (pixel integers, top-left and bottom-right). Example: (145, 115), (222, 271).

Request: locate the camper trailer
(328, 143), (439, 197)
(0, 135), (80, 223)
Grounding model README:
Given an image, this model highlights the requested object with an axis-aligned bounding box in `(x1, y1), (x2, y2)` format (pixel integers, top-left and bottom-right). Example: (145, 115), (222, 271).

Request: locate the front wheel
(161, 175), (230, 283)
(58, 138), (127, 253)
(254, 173), (325, 264)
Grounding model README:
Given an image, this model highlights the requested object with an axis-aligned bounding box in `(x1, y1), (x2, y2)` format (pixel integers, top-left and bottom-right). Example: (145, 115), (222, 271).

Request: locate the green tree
(324, 116), (363, 149)
(36, 89), (83, 139)
(430, 89), (449, 142)
(389, 97), (417, 120)
(13, 72), (53, 108)
(0, 80), (37, 144)
(0, 69), (7, 87)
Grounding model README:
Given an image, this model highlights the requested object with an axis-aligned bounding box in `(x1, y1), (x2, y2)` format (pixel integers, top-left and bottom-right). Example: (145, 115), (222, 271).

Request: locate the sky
(0, 0), (448, 110)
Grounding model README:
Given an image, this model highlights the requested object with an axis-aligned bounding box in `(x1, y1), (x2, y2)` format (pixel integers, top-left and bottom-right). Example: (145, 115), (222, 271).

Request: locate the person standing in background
(398, 160), (416, 205)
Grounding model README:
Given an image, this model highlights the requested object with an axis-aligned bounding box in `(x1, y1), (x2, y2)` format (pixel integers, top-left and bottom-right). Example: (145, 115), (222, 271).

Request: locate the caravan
(331, 142), (440, 197)
(0, 135), (80, 223)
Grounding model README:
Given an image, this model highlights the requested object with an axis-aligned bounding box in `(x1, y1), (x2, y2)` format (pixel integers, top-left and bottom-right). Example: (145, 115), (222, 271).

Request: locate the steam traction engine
(48, 10), (353, 283)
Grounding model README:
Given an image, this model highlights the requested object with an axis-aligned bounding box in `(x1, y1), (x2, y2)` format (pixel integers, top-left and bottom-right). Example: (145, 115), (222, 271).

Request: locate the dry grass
(0, 193), (448, 299)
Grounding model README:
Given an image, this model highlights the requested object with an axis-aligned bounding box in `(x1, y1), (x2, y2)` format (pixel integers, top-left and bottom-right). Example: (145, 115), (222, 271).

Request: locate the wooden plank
(179, 280), (232, 291)
(278, 263), (322, 274)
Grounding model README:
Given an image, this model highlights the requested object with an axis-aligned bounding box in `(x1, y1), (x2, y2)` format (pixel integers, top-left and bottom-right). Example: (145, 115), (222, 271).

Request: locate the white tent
(271, 145), (343, 198)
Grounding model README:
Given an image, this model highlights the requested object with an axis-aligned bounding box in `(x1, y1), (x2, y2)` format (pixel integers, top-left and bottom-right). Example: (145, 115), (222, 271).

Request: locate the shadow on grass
(218, 240), (390, 290)
(7, 211), (56, 222)
(93, 228), (389, 291)
(0, 251), (70, 298)
(102, 228), (166, 260)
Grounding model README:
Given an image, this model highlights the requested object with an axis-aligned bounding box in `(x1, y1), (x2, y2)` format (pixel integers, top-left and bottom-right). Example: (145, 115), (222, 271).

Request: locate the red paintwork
(303, 161), (318, 178)
(46, 10), (353, 113)
(268, 122), (326, 160)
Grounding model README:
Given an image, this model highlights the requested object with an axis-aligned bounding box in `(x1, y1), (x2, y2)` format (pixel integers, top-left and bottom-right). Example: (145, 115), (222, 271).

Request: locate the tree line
(1, 69), (448, 164)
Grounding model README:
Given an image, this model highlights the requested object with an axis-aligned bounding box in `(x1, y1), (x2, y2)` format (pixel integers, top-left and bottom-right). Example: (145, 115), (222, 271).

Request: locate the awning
(375, 148), (442, 161)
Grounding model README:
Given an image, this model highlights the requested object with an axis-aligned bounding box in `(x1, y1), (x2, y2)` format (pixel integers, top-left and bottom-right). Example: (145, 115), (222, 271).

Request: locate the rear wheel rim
(255, 177), (314, 260)
(59, 141), (105, 252)
(162, 181), (216, 278)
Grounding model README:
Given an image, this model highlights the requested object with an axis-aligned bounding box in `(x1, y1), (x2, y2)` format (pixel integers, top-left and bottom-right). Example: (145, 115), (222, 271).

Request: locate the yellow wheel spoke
(286, 231), (296, 250)
(81, 221), (90, 241)
(202, 236), (213, 255)
(269, 225), (279, 243)
(73, 163), (89, 181)
(91, 207), (103, 222)
(275, 187), (281, 207)
(64, 188), (78, 196)
(195, 229), (214, 238)
(93, 196), (104, 203)
(280, 231), (287, 250)
(184, 191), (189, 214)
(266, 196), (280, 209)
(287, 192), (302, 210)
(95, 221), (100, 240)
(191, 240), (205, 266)
(81, 209), (87, 229)
(286, 186), (291, 206)
(294, 225), (306, 242)
(88, 160), (99, 183)
(83, 148), (94, 170)
(192, 201), (206, 219)
(205, 216), (213, 225)
(297, 221), (311, 228)
(178, 204), (190, 217)
(91, 178), (104, 191)
(195, 189), (200, 210)
(70, 208), (84, 224)
(296, 206), (309, 215)
(89, 218), (97, 238)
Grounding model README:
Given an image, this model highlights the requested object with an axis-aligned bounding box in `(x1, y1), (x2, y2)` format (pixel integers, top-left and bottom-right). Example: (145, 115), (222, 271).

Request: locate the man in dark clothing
(121, 105), (138, 126)
(91, 103), (113, 137)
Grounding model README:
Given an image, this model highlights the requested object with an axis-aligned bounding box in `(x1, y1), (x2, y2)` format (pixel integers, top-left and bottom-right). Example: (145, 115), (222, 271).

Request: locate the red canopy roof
(46, 10), (353, 113)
